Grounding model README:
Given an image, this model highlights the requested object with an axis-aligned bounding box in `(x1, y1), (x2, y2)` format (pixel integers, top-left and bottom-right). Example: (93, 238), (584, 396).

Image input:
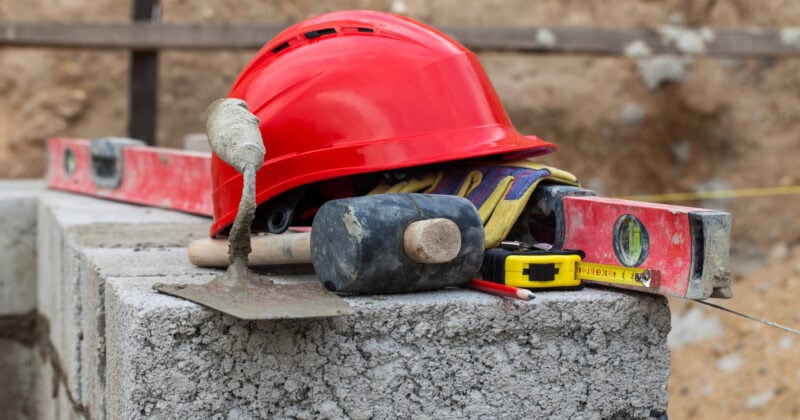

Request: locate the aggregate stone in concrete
(0, 180), (43, 315)
(106, 276), (671, 419)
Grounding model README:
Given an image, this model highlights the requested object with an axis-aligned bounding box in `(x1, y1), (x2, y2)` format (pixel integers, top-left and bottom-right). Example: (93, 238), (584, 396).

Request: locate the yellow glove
(369, 160), (579, 248)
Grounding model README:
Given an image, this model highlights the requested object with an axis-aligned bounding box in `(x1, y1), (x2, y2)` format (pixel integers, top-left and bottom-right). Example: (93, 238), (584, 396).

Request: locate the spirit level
(46, 137), (213, 216)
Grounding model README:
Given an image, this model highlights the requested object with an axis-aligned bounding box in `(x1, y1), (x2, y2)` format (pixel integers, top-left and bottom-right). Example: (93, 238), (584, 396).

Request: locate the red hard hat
(210, 10), (556, 237)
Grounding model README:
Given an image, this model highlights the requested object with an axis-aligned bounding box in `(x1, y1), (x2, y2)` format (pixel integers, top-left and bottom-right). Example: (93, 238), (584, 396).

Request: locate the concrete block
(34, 343), (87, 420)
(77, 248), (218, 418)
(37, 196), (92, 411)
(0, 339), (37, 419)
(36, 190), (212, 418)
(106, 276), (670, 419)
(40, 190), (208, 228)
(34, 188), (672, 419)
(0, 180), (43, 315)
(0, 179), (46, 194)
(0, 181), (43, 419)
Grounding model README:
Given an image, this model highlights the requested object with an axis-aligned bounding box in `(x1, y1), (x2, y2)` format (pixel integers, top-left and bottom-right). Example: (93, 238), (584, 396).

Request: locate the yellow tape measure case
(481, 249), (585, 289)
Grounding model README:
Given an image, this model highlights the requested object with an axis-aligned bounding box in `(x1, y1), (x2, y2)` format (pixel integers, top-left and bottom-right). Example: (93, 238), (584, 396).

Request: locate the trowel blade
(153, 275), (353, 320)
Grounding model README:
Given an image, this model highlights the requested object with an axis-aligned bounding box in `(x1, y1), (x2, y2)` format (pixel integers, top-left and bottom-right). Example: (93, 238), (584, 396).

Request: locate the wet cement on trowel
(155, 97), (264, 300)
(228, 165), (256, 268)
(223, 164), (258, 285)
(205, 97), (265, 278)
(205, 98), (265, 174)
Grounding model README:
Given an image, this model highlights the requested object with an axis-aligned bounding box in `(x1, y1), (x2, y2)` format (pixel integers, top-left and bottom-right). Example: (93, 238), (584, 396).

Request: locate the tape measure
(481, 247), (654, 290)
(577, 262), (653, 288)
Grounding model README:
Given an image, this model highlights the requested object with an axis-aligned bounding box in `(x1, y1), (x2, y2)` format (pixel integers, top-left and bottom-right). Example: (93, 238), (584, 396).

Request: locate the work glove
(369, 160), (579, 248)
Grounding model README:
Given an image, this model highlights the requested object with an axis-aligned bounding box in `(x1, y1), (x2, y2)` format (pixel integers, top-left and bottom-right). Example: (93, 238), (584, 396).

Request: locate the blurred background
(1, 1), (798, 417)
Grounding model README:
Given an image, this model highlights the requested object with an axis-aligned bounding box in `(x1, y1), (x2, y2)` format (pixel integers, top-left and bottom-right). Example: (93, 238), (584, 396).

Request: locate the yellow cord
(617, 185), (800, 203)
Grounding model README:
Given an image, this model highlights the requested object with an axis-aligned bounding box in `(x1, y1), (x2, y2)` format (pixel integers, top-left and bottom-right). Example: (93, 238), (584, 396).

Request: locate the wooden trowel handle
(188, 218), (461, 268)
(188, 232), (312, 267)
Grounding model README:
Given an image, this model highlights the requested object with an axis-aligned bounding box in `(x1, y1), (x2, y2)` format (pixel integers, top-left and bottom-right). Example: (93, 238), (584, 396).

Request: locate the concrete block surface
(0, 180), (43, 315)
(77, 247), (218, 418)
(29, 187), (672, 419)
(34, 343), (87, 420)
(0, 339), (37, 419)
(40, 190), (208, 228)
(0, 181), (43, 419)
(36, 190), (213, 418)
(106, 276), (670, 419)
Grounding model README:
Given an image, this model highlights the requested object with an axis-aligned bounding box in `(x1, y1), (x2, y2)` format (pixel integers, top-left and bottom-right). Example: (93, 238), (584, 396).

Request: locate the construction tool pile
(46, 10), (734, 321)
(47, 96), (733, 321)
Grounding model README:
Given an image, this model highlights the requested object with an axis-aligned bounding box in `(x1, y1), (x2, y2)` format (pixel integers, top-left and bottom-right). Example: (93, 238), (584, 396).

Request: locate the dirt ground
(668, 243), (800, 419)
(1, 0), (798, 417)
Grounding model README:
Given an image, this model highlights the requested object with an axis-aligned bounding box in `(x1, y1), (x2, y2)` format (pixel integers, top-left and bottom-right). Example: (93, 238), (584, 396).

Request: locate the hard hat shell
(210, 10), (556, 237)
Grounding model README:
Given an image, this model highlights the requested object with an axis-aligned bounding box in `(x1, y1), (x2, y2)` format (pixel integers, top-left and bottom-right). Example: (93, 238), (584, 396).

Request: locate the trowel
(153, 98), (353, 320)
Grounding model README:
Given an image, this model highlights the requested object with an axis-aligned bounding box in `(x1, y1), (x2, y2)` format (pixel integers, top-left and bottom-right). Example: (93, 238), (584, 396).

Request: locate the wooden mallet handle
(403, 218), (461, 264)
(188, 232), (311, 267)
(188, 218), (460, 268)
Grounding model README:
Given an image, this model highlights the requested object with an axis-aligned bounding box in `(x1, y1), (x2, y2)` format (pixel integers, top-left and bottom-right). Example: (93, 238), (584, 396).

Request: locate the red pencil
(466, 278), (535, 301)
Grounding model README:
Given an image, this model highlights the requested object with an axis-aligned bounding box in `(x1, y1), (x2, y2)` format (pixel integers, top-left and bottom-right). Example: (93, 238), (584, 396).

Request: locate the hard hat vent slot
(271, 42), (290, 54)
(272, 26), (374, 57)
(305, 28), (337, 39)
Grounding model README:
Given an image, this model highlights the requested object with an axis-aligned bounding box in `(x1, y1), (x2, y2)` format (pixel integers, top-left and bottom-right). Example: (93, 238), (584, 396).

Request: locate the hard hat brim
(210, 126), (556, 237)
